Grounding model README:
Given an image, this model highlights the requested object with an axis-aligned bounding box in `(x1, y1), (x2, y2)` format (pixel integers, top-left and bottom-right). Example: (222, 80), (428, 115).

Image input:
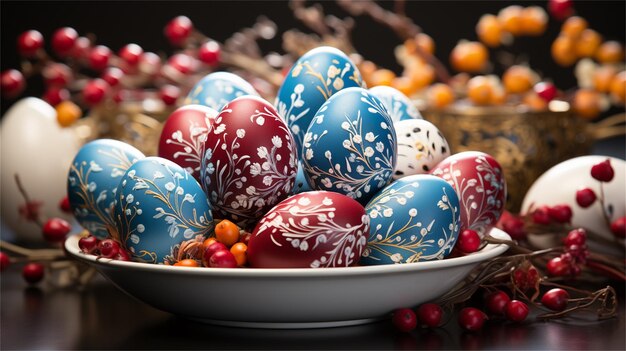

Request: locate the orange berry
(55, 100), (82, 127)
(230, 242), (248, 267)
(596, 41), (625, 64)
(503, 65), (536, 94)
(415, 33), (435, 55)
(202, 237), (218, 251)
(610, 71), (626, 104)
(174, 259), (200, 267)
(521, 6), (548, 36)
(561, 16), (588, 39)
(498, 5), (525, 36)
(427, 83), (455, 109)
(359, 60), (377, 84)
(450, 41), (489, 73)
(215, 219), (240, 247)
(392, 76), (419, 97)
(369, 69), (396, 87)
(575, 29), (603, 58)
(476, 14), (502, 47)
(522, 91), (548, 111)
(491, 84), (508, 105)
(405, 61), (435, 91)
(592, 65), (618, 93)
(551, 35), (577, 66)
(467, 76), (494, 105)
(573, 88), (602, 120)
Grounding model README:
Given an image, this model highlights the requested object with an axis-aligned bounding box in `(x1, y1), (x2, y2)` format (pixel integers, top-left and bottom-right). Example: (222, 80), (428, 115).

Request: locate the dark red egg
(247, 191), (369, 268)
(201, 95), (297, 229)
(159, 105), (217, 181)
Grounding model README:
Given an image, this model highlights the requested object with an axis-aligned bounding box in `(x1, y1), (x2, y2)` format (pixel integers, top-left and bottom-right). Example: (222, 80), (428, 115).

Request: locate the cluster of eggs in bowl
(67, 46), (507, 268)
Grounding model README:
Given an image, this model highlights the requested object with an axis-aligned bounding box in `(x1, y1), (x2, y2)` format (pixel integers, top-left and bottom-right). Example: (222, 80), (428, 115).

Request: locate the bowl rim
(65, 228), (510, 278)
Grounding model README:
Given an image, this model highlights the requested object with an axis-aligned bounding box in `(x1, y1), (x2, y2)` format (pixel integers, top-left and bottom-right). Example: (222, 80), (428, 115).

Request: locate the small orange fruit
(596, 41), (625, 64)
(450, 41), (489, 73)
(55, 100), (82, 127)
(427, 83), (455, 109)
(476, 14), (502, 47)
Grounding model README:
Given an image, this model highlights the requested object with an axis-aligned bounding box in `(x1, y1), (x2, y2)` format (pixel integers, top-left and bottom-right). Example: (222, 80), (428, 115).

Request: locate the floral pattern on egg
(361, 175), (460, 265)
(393, 119), (450, 180)
(369, 85), (422, 123)
(113, 157), (213, 264)
(185, 71), (259, 111)
(67, 139), (145, 239)
(302, 87), (397, 205)
(275, 46), (364, 154)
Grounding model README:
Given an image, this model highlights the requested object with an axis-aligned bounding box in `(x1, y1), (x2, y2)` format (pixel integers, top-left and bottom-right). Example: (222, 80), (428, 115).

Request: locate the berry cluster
(547, 228), (590, 277)
(78, 235), (130, 261)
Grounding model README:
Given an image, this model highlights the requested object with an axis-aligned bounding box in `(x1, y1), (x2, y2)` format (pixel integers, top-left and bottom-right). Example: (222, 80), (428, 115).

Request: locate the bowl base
(185, 316), (383, 329)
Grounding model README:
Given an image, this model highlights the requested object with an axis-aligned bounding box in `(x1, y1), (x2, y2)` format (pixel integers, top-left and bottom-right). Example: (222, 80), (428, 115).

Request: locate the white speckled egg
(393, 119), (450, 179)
(369, 85), (422, 123)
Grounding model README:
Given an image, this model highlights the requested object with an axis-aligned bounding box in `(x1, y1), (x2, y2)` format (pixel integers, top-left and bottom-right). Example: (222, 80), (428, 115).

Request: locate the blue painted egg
(360, 174), (460, 265)
(185, 72), (258, 111)
(291, 161), (313, 194)
(302, 87), (397, 205)
(275, 46), (364, 154)
(369, 86), (422, 123)
(113, 157), (213, 264)
(67, 139), (145, 239)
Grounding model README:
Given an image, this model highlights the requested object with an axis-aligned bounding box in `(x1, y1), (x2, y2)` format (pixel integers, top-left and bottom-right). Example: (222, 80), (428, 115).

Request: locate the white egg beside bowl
(65, 228), (510, 329)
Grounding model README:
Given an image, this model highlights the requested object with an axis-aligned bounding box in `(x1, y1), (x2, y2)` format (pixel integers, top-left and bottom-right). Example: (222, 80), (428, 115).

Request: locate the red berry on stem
(541, 288), (570, 312)
(458, 307), (487, 331)
(591, 159), (614, 182)
(534, 82), (557, 102)
(0, 251), (10, 271)
(485, 290), (511, 315)
(198, 40), (221, 66)
(139, 52), (161, 75)
(159, 84), (180, 106)
(17, 30), (44, 57)
(98, 239), (120, 258)
(168, 53), (195, 75)
(78, 235), (99, 254)
(115, 249), (131, 261)
(42, 218), (72, 243)
(43, 87), (70, 106)
(532, 206), (551, 225)
(88, 45), (112, 71)
(548, 204), (572, 224)
(209, 250), (238, 268)
(203, 242), (228, 266)
(610, 217), (626, 238)
(119, 43), (143, 66)
(164, 16), (193, 46)
(1, 69), (26, 99)
(505, 300), (529, 322)
(575, 188), (597, 208)
(83, 79), (109, 105)
(457, 229), (481, 253)
(22, 263), (45, 284)
(417, 303), (443, 328)
(393, 308), (418, 332)
(71, 36), (91, 59)
(547, 256), (570, 276)
(564, 228), (587, 246)
(43, 63), (72, 87)
(51, 27), (78, 56)
(548, 0), (574, 21)
(101, 67), (124, 87)
(500, 211), (526, 240)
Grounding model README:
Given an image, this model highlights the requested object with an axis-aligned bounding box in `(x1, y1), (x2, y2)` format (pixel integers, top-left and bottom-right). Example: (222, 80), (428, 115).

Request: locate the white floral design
(164, 113), (214, 178)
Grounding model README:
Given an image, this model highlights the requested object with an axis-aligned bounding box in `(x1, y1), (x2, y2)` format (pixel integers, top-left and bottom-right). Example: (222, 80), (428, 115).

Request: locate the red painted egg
(159, 105), (217, 181)
(430, 151), (506, 236)
(201, 95), (298, 229)
(247, 191), (370, 268)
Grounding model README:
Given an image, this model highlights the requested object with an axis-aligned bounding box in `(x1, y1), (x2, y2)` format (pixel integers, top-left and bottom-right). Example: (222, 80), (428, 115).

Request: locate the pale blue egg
(185, 72), (258, 111)
(369, 85), (422, 123)
(302, 87), (396, 205)
(361, 174), (460, 265)
(67, 139), (145, 239)
(275, 46), (364, 155)
(113, 157), (213, 264)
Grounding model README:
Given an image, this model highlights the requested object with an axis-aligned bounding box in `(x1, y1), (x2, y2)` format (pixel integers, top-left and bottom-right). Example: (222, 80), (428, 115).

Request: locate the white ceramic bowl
(65, 228), (510, 329)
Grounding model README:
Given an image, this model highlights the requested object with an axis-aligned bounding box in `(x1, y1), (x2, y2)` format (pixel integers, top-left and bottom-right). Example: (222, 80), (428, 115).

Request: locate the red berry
(239, 232), (252, 245)
(546, 256), (570, 277)
(198, 40), (221, 66)
(541, 288), (570, 311)
(532, 206), (551, 225)
(513, 265), (539, 291)
(159, 84), (180, 106)
(500, 211), (526, 240)
(0, 251), (10, 271)
(1, 69), (26, 99)
(416, 303), (443, 328)
(98, 239), (120, 258)
(393, 308), (418, 332)
(590, 159), (614, 182)
(505, 300), (529, 322)
(43, 63), (72, 87)
(534, 82), (558, 102)
(101, 67), (124, 87)
(167, 53), (196, 75)
(610, 217), (626, 238)
(51, 27), (78, 56)
(164, 16), (193, 46)
(78, 235), (99, 254)
(43, 87), (70, 106)
(115, 249), (131, 261)
(17, 30), (44, 57)
(59, 196), (72, 213)
(119, 43), (143, 66)
(457, 229), (481, 253)
(42, 218), (72, 243)
(458, 307), (487, 331)
(88, 45), (112, 71)
(203, 242), (228, 266)
(548, 204), (572, 224)
(82, 79), (109, 105)
(139, 52), (161, 75)
(564, 228), (587, 246)
(70, 36), (91, 59)
(575, 188), (597, 208)
(548, 0), (574, 21)
(208, 249), (238, 268)
(22, 263), (45, 284)
(485, 290), (511, 315)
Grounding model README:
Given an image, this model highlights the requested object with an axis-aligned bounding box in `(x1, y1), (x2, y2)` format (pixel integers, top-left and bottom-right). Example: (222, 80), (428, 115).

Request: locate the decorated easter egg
(302, 87), (397, 205)
(1, 98), (81, 242)
(291, 161), (313, 194)
(185, 72), (259, 111)
(393, 119), (450, 180)
(430, 151), (506, 236)
(201, 95), (298, 229)
(158, 104), (218, 181)
(68, 139), (145, 239)
(361, 175), (460, 265)
(247, 191), (369, 268)
(369, 85), (422, 123)
(275, 46), (364, 154)
(113, 157), (213, 263)
(521, 156), (625, 241)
